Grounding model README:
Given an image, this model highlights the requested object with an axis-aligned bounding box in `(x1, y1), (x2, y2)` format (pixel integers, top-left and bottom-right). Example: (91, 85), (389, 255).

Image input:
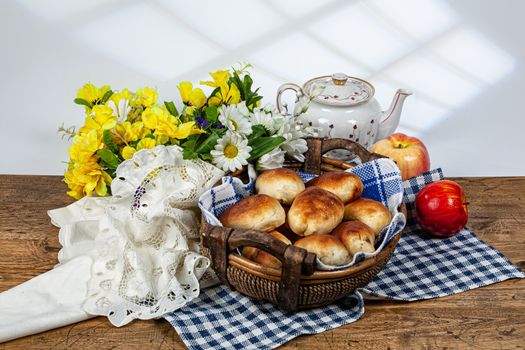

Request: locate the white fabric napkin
(0, 145), (224, 343)
(0, 256), (94, 343)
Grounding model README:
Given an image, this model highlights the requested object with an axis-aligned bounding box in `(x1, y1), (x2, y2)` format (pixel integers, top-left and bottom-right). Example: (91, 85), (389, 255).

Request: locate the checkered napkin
(165, 165), (524, 350)
(360, 168), (525, 300)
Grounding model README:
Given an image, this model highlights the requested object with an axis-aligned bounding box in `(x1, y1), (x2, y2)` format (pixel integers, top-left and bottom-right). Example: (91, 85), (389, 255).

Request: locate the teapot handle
(276, 83), (305, 114)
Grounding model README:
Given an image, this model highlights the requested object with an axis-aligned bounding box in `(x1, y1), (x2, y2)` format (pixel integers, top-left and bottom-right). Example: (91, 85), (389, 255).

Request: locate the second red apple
(370, 133), (430, 181)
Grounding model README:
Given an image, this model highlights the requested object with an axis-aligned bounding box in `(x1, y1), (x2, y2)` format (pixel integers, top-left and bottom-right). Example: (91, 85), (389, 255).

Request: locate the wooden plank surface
(0, 175), (523, 349)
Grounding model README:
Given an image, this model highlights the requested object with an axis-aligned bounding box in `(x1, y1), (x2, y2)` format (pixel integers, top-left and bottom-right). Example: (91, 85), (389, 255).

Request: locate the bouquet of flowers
(59, 65), (318, 199)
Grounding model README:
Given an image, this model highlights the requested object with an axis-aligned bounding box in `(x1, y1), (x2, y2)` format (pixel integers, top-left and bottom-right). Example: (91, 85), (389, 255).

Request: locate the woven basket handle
(303, 137), (385, 174)
(202, 222), (316, 311)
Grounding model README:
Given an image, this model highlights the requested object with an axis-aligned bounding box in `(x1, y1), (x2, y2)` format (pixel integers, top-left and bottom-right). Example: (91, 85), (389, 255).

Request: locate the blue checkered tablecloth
(165, 164), (524, 350)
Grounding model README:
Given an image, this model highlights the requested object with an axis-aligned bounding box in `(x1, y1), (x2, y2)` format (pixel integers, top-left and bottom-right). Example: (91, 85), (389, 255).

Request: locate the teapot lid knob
(331, 73), (348, 85)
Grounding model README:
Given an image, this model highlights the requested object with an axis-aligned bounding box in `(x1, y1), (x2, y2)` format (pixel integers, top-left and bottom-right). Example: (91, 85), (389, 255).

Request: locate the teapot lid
(304, 73), (375, 106)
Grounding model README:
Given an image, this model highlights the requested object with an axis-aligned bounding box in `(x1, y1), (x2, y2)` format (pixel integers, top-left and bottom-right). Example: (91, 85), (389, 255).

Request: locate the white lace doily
(49, 145), (224, 326)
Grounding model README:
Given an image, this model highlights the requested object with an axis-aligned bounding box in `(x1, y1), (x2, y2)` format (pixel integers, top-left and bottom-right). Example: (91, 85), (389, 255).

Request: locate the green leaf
(200, 153), (213, 161)
(74, 98), (92, 108)
(181, 139), (197, 150)
(182, 148), (198, 160)
(230, 72), (246, 100)
(103, 129), (119, 154)
(144, 133), (156, 139)
(248, 125), (268, 145)
(100, 90), (114, 104)
(205, 106), (218, 123)
(164, 101), (179, 117)
(248, 136), (285, 161)
(208, 86), (221, 99)
(97, 149), (120, 169)
(243, 74), (253, 97)
(195, 131), (222, 154)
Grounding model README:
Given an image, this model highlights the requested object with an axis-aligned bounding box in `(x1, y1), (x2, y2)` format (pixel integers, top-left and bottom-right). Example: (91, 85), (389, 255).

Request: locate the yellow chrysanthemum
(156, 134), (170, 145)
(76, 83), (111, 105)
(137, 138), (156, 150)
(121, 146), (137, 160)
(68, 129), (102, 164)
(178, 82), (207, 108)
(142, 105), (171, 129)
(113, 121), (148, 143)
(142, 105), (205, 139)
(64, 171), (86, 200)
(64, 158), (112, 199)
(136, 87), (158, 107)
(79, 105), (117, 134)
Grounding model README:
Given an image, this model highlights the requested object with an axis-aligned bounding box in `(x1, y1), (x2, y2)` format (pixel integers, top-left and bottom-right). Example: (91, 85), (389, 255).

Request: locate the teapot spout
(377, 89), (413, 141)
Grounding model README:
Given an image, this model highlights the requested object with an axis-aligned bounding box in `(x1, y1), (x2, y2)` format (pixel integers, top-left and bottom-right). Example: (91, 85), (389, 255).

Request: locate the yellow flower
(79, 105), (117, 134)
(141, 105), (205, 139)
(200, 70), (240, 105)
(136, 87), (158, 107)
(68, 129), (102, 163)
(208, 83), (241, 106)
(142, 105), (170, 129)
(185, 106), (196, 116)
(64, 171), (85, 200)
(137, 138), (156, 150)
(178, 82), (193, 103)
(114, 121), (148, 143)
(171, 121), (206, 139)
(64, 158), (112, 199)
(178, 82), (207, 108)
(121, 146), (137, 160)
(77, 83), (111, 105)
(156, 134), (170, 145)
(109, 88), (133, 106)
(201, 70), (231, 88)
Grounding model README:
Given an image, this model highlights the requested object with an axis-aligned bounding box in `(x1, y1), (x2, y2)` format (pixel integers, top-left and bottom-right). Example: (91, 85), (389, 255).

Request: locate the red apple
(370, 133), (430, 180)
(415, 180), (468, 238)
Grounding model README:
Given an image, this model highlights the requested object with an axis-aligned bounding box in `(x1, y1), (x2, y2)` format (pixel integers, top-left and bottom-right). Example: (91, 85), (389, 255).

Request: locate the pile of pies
(219, 168), (392, 268)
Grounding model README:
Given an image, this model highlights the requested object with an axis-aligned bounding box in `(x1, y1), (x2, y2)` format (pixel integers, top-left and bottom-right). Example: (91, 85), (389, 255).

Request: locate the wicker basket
(200, 137), (402, 311)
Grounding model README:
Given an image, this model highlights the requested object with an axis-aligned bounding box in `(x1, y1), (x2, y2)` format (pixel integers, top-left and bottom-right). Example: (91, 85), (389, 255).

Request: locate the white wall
(0, 0), (523, 176)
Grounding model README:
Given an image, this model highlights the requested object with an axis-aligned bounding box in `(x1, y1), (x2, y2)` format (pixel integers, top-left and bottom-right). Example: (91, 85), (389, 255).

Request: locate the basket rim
(225, 231), (401, 281)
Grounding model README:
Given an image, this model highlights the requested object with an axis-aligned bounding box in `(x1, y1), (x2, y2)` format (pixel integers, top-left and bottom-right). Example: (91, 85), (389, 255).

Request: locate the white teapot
(276, 73), (412, 149)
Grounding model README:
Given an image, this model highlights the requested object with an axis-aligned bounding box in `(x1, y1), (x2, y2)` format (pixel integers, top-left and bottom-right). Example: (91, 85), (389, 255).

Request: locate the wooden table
(0, 175), (523, 349)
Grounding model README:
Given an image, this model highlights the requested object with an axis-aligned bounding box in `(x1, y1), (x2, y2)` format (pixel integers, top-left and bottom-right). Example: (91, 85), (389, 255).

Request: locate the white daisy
(250, 108), (276, 133)
(211, 131), (252, 172)
(277, 116), (309, 162)
(256, 146), (285, 171)
(235, 101), (251, 118)
(281, 138), (308, 162)
(219, 105), (252, 136)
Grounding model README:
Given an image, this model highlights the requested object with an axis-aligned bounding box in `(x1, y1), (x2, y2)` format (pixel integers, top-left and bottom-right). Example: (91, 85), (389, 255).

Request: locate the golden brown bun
(242, 230), (291, 269)
(294, 234), (350, 266)
(306, 172), (363, 204)
(343, 198), (392, 237)
(332, 221), (375, 256)
(255, 168), (305, 205)
(220, 194), (285, 232)
(288, 187), (344, 236)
